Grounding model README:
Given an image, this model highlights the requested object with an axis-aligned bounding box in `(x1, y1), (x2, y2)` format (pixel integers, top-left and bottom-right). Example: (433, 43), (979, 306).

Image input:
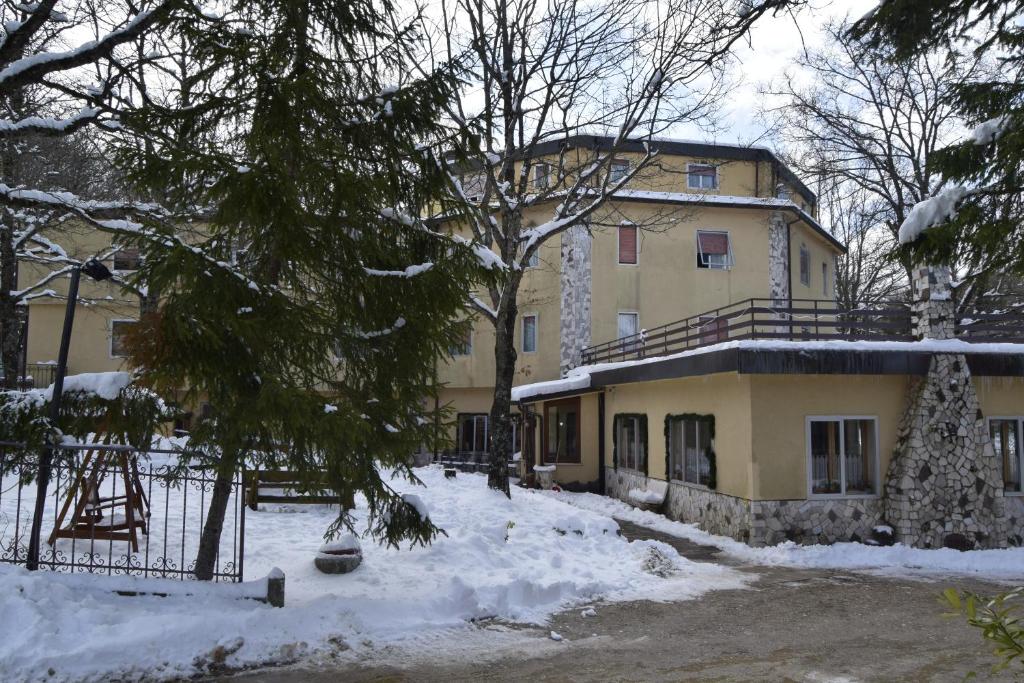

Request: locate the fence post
(266, 567), (285, 607)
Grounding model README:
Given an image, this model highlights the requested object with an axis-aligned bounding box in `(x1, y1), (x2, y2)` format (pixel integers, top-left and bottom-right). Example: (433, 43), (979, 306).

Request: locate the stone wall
(604, 466), (1019, 547)
(768, 213), (789, 307)
(884, 266), (1008, 549)
(559, 223), (592, 375)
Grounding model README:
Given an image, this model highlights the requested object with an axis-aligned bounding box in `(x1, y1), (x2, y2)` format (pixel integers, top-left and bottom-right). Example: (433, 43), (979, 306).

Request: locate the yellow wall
(600, 373), (754, 499)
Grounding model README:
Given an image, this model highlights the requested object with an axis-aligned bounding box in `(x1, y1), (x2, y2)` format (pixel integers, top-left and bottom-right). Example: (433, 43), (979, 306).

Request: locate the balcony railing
(580, 298), (1024, 367)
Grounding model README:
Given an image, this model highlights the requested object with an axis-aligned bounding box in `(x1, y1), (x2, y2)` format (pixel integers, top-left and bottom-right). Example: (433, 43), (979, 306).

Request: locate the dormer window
(687, 164), (717, 190)
(696, 230), (733, 269)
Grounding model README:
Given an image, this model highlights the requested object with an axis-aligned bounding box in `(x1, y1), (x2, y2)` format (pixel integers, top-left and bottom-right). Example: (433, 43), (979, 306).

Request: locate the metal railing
(580, 298), (1024, 367)
(0, 442), (245, 582)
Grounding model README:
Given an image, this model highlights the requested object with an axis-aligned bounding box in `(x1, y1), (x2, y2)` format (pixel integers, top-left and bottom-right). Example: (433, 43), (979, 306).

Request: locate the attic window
(696, 230), (732, 269)
(609, 159), (629, 183)
(687, 164), (717, 190)
(776, 183), (791, 200)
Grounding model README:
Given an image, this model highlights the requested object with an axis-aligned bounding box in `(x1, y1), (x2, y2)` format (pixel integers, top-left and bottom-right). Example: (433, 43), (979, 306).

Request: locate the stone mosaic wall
(768, 213), (788, 306)
(885, 266), (1008, 549)
(604, 467), (885, 546)
(559, 223), (592, 375)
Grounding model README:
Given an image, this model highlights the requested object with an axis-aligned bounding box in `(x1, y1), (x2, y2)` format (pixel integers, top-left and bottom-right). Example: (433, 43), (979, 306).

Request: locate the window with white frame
(618, 223), (638, 264)
(609, 159), (629, 183)
(808, 417), (878, 496)
(533, 163), (551, 189)
(614, 414), (646, 471)
(799, 244), (810, 286)
(667, 415), (713, 486)
(110, 319), (138, 358)
(522, 314), (537, 353)
(989, 418), (1023, 493)
(458, 413), (488, 453)
(687, 163), (717, 190)
(696, 230), (733, 269)
(617, 312), (640, 352)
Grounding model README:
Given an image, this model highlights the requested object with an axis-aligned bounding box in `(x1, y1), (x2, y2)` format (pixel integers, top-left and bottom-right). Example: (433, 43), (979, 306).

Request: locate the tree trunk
(194, 454), (239, 580)
(488, 295), (518, 497)
(0, 213), (23, 389)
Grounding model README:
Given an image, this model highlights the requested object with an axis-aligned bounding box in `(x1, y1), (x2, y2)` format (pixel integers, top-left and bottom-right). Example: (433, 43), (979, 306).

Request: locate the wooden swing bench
(48, 442), (150, 553)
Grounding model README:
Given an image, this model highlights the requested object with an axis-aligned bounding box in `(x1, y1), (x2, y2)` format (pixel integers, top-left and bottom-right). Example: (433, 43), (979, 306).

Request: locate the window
(799, 244), (810, 286)
(110, 319), (138, 358)
(533, 163), (551, 189)
(614, 414), (646, 472)
(609, 159), (629, 183)
(458, 414), (489, 454)
(808, 417), (878, 496)
(113, 248), (141, 271)
(462, 172), (486, 201)
(687, 163), (717, 190)
(667, 415), (713, 486)
(822, 262), (829, 296)
(618, 223), (638, 264)
(522, 314), (537, 353)
(775, 183), (790, 200)
(618, 312), (640, 353)
(525, 250), (539, 268)
(449, 329), (472, 356)
(696, 230), (733, 269)
(990, 418), (1023, 494)
(545, 398), (580, 463)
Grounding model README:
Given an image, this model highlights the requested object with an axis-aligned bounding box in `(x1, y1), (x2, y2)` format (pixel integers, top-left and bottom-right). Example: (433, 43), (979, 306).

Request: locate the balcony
(580, 298), (1024, 367)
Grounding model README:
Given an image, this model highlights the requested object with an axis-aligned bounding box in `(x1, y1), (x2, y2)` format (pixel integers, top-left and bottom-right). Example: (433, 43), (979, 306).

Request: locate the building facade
(437, 137), (843, 463)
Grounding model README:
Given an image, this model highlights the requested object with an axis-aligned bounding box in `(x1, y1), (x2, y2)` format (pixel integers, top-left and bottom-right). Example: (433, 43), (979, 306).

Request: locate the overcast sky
(676, 0), (873, 147)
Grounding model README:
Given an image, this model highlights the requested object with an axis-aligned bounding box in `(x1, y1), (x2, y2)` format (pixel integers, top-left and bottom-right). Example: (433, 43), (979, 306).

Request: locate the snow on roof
(511, 338), (1024, 402)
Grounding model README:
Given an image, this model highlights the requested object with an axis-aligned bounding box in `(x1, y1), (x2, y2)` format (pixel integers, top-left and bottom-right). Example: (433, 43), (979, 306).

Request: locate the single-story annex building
(512, 267), (1024, 549)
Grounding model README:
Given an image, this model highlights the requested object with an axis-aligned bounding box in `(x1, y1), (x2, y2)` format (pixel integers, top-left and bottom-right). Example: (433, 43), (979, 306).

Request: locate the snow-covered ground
(548, 489), (1024, 579)
(0, 466), (745, 682)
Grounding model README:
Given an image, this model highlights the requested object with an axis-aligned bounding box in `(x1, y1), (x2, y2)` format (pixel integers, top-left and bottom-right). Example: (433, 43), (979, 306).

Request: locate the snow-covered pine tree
(850, 1), (1024, 280)
(113, 1), (490, 578)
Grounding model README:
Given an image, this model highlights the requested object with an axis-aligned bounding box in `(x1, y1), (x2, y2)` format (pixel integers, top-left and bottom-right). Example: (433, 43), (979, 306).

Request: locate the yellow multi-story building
(437, 136), (843, 464)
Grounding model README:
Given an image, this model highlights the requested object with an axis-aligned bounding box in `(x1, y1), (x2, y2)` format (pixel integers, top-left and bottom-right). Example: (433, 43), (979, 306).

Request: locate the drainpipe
(597, 392), (606, 495)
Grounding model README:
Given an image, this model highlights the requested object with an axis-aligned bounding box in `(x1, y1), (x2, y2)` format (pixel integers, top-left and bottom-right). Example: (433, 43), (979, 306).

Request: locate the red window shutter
(618, 224), (637, 264)
(698, 231), (729, 255)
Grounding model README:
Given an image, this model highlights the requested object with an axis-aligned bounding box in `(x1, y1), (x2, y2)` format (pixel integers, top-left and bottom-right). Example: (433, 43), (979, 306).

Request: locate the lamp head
(82, 258), (113, 282)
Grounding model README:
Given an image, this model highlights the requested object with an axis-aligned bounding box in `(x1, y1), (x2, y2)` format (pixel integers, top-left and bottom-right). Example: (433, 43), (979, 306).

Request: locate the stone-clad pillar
(560, 223), (592, 375)
(768, 212), (788, 307)
(884, 265), (1007, 549)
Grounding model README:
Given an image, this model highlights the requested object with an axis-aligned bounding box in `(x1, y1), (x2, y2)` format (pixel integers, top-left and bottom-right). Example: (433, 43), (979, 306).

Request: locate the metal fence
(0, 442), (245, 582)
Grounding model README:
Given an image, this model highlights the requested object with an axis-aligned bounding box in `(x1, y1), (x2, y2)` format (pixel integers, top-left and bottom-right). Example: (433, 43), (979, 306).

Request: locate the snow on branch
(968, 115), (1009, 146)
(354, 317), (407, 339)
(469, 295), (497, 322)
(0, 107), (104, 138)
(0, 4), (172, 92)
(898, 186), (970, 244)
(363, 263), (434, 278)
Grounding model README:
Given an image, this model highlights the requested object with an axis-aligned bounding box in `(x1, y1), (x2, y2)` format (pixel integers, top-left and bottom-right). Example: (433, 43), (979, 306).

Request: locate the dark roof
(525, 135), (817, 208)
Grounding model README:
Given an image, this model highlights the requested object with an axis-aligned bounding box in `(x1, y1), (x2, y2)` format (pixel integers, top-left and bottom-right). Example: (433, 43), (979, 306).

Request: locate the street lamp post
(26, 258), (113, 570)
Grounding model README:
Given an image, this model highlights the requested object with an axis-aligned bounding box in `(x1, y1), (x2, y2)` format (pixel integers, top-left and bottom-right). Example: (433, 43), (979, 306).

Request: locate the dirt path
(222, 521), (1019, 683)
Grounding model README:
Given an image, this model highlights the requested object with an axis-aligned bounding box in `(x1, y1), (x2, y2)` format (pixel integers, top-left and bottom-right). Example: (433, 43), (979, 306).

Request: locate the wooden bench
(246, 470), (340, 510)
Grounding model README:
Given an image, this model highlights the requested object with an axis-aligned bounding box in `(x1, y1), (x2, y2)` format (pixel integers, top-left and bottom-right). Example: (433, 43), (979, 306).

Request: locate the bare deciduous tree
(417, 0), (805, 495)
